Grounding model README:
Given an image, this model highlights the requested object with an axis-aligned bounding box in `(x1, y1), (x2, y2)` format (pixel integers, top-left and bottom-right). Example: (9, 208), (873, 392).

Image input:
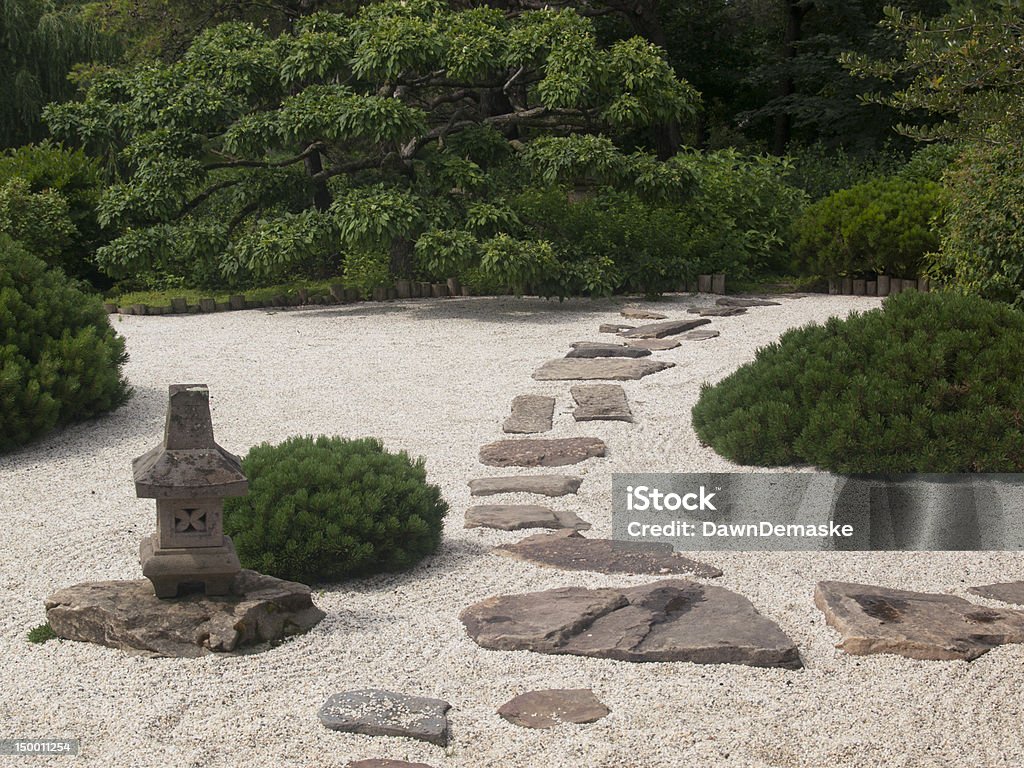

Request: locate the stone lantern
(134, 384), (246, 598)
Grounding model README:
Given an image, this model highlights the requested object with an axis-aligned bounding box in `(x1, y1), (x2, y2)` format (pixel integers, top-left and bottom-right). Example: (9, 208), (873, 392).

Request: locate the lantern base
(140, 534), (242, 599)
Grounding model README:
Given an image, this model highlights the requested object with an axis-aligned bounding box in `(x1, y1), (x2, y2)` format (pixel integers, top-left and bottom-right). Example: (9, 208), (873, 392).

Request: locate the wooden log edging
(828, 276), (931, 296)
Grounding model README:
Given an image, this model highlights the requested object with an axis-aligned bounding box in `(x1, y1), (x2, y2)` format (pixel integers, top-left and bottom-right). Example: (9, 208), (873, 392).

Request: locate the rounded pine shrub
(691, 291), (1024, 473)
(0, 235), (130, 452)
(223, 435), (448, 583)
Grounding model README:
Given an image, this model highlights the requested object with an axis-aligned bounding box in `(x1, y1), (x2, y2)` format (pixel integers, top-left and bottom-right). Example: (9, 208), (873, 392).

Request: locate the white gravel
(1, 293), (1022, 768)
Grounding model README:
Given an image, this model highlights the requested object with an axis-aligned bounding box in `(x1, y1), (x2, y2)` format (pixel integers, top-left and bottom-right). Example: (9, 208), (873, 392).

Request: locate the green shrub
(0, 236), (131, 453)
(791, 174), (943, 279)
(928, 140), (1024, 305)
(691, 291), (1024, 473)
(27, 623), (57, 644)
(223, 435), (448, 583)
(786, 143), (906, 201)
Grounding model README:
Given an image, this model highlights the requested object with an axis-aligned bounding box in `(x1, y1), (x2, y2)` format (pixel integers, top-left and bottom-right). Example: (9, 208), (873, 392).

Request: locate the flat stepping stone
(620, 307), (668, 320)
(349, 762), (435, 768)
(687, 306), (747, 317)
(814, 581), (1024, 661)
(618, 318), (711, 339)
(715, 297), (780, 307)
(570, 384), (633, 422)
(502, 394), (555, 434)
(468, 475), (582, 497)
(969, 582), (1024, 605)
(465, 504), (590, 531)
(498, 689), (610, 729)
(682, 329), (720, 341)
(566, 343), (650, 359)
(495, 530), (722, 578)
(480, 437), (606, 467)
(319, 690), (451, 746)
(533, 358), (674, 381)
(600, 323), (633, 333)
(625, 338), (680, 351)
(461, 579), (801, 668)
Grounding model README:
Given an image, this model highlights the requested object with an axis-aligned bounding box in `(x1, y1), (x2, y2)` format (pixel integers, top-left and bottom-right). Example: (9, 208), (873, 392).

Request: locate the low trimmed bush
(691, 291), (1024, 473)
(0, 236), (130, 452)
(223, 435), (448, 583)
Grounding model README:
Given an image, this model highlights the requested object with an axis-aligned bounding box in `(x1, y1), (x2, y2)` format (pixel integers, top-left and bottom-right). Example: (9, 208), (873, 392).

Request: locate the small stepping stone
(349, 762), (435, 768)
(682, 329), (720, 342)
(625, 338), (680, 351)
(600, 323), (634, 333)
(319, 690), (451, 746)
(969, 582), (1024, 605)
(715, 297), (780, 307)
(814, 581), (1024, 661)
(465, 504), (590, 531)
(687, 306), (747, 317)
(498, 689), (610, 729)
(565, 343), (650, 359)
(570, 384), (633, 422)
(469, 476), (582, 497)
(533, 358), (674, 381)
(503, 394), (555, 434)
(620, 307), (668, 320)
(461, 579), (801, 668)
(480, 437), (606, 467)
(495, 530), (722, 578)
(618, 318), (710, 339)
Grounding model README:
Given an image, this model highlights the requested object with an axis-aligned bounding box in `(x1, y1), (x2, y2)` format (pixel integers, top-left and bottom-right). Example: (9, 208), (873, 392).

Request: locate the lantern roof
(132, 384), (248, 499)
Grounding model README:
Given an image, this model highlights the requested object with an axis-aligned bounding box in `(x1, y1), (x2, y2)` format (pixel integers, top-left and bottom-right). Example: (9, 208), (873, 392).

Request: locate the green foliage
(928, 141), (1024, 305)
(222, 435), (448, 583)
(27, 623), (56, 643)
(0, 235), (131, 452)
(786, 143), (907, 201)
(692, 291), (1024, 473)
(792, 174), (943, 279)
(0, 177), (76, 261)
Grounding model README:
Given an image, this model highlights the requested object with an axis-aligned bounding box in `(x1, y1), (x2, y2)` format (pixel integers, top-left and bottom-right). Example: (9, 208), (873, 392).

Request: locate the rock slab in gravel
(465, 504), (590, 531)
(495, 530), (722, 578)
(565, 343), (650, 359)
(620, 308), (668, 320)
(600, 323), (634, 333)
(348, 761), (434, 768)
(320, 690), (451, 746)
(468, 476), (582, 497)
(461, 579), (801, 668)
(626, 338), (680, 351)
(44, 570), (325, 658)
(682, 329), (720, 342)
(570, 384), (633, 422)
(498, 689), (610, 729)
(687, 306), (747, 317)
(814, 581), (1024, 661)
(969, 582), (1024, 605)
(533, 358), (674, 381)
(480, 437), (606, 467)
(502, 394), (555, 434)
(619, 318), (711, 339)
(715, 297), (781, 307)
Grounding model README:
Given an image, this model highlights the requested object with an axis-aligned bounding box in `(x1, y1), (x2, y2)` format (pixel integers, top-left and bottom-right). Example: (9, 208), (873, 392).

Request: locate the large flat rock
(618, 318), (711, 339)
(620, 308), (668, 320)
(468, 475), (582, 497)
(570, 384), (633, 422)
(495, 531), (722, 579)
(687, 306), (747, 317)
(625, 338), (680, 351)
(461, 580), (801, 668)
(969, 582), (1024, 605)
(465, 504), (590, 531)
(715, 297), (780, 307)
(566, 343), (650, 359)
(320, 690), (450, 746)
(498, 689), (610, 729)
(480, 437), (606, 467)
(533, 358), (674, 381)
(814, 581), (1024, 661)
(682, 329), (720, 342)
(502, 394), (555, 434)
(599, 323), (634, 333)
(44, 570), (325, 658)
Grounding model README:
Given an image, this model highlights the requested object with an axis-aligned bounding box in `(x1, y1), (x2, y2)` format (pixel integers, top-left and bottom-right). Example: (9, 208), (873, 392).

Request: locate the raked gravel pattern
(2, 293), (1023, 768)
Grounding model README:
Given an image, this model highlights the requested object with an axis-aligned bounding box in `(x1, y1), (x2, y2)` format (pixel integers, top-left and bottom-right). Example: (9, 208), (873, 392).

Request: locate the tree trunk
(303, 150), (333, 212)
(389, 236), (414, 279)
(773, 0), (807, 155)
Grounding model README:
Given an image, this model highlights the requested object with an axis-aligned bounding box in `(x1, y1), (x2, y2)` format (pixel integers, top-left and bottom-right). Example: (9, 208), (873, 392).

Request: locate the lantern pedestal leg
(140, 535), (242, 598)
